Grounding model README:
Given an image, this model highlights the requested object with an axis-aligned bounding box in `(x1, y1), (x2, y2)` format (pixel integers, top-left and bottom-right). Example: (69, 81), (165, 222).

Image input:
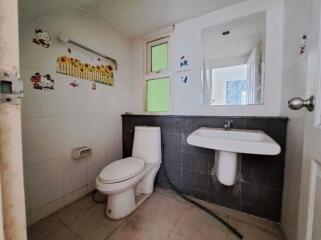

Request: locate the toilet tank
(132, 126), (161, 163)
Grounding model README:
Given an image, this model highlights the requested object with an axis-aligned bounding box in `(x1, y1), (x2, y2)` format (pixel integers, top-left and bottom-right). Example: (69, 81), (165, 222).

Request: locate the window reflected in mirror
(202, 12), (266, 106)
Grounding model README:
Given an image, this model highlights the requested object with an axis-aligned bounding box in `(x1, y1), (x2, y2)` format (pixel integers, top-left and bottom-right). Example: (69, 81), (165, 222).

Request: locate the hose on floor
(162, 143), (243, 239)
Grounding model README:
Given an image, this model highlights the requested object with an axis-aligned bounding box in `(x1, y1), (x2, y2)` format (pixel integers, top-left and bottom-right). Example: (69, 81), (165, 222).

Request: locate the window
(211, 64), (248, 105)
(151, 43), (168, 72)
(145, 37), (170, 112)
(147, 78), (170, 112)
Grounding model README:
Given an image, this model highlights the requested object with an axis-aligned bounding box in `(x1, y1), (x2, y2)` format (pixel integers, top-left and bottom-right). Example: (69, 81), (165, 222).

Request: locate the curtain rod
(59, 33), (118, 70)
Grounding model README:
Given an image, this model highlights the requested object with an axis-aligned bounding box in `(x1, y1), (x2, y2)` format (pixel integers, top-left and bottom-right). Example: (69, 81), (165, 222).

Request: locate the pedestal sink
(187, 127), (281, 186)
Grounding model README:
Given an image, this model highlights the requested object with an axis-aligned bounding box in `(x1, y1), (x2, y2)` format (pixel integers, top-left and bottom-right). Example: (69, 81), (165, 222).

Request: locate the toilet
(96, 126), (161, 220)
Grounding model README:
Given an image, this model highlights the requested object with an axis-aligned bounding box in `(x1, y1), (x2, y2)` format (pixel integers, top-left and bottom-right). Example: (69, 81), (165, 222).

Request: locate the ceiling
(20, 0), (246, 38)
(19, 0), (97, 20)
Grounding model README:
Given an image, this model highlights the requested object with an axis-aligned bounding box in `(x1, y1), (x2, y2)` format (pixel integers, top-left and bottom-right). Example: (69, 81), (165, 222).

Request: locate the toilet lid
(98, 157), (145, 183)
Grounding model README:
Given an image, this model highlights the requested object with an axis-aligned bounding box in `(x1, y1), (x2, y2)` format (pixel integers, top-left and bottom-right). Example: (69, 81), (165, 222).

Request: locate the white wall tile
(23, 117), (62, 165)
(61, 117), (90, 157)
(20, 7), (130, 224)
(87, 116), (113, 148)
(28, 198), (64, 226)
(26, 158), (63, 211)
(63, 186), (88, 206)
(62, 156), (88, 194)
(87, 147), (114, 183)
(20, 66), (66, 118)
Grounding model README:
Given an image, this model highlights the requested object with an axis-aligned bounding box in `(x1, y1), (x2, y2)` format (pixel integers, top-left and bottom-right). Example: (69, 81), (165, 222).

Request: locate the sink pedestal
(215, 151), (238, 186)
(187, 127), (281, 187)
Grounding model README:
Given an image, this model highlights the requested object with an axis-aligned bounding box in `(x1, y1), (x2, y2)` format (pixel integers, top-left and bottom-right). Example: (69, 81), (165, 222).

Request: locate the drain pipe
(162, 144), (243, 239)
(0, 103), (27, 240)
(0, 0), (28, 239)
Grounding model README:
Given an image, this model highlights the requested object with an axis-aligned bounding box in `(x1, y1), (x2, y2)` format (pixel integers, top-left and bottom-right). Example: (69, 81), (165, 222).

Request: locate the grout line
(103, 220), (125, 240)
(55, 217), (82, 240)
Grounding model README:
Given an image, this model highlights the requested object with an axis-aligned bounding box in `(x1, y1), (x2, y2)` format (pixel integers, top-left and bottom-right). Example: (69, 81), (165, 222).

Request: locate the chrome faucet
(224, 120), (233, 130)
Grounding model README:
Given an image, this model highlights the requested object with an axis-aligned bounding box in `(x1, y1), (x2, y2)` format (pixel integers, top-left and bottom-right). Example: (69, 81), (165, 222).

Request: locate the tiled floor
(28, 188), (285, 240)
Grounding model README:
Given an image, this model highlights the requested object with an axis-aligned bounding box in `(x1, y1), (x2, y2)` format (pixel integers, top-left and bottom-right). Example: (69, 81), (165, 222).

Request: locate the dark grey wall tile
(122, 115), (287, 222)
(209, 175), (241, 199)
(181, 169), (209, 192)
(241, 159), (284, 189)
(123, 115), (160, 133)
(241, 183), (282, 211)
(159, 116), (184, 134)
(182, 133), (213, 155)
(162, 133), (182, 152)
(208, 193), (241, 211)
(158, 164), (181, 186)
(240, 202), (281, 222)
(181, 152), (211, 174)
(123, 134), (134, 158)
(182, 117), (245, 135)
(244, 119), (287, 150)
(179, 185), (208, 202)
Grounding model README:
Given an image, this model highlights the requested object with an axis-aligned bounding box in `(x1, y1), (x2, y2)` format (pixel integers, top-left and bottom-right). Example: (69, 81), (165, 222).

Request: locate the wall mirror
(201, 12), (266, 106)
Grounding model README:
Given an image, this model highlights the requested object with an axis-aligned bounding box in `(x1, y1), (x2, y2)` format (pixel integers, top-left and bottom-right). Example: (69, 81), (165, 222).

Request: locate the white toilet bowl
(95, 126), (161, 220)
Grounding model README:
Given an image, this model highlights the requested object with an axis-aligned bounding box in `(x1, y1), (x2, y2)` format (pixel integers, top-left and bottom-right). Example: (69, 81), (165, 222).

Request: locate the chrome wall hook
(288, 95), (315, 112)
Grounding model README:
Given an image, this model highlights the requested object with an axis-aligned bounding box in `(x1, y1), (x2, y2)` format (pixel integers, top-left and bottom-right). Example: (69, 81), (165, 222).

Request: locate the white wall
(19, 10), (131, 224)
(130, 0), (284, 116)
(280, 0), (311, 239)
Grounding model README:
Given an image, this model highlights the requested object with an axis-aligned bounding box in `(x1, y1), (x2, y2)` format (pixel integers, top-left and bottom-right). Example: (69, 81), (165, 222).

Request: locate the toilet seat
(98, 157), (145, 184)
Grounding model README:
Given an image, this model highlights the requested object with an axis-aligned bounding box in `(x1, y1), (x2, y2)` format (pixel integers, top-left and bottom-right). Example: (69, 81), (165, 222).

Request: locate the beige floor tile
(28, 215), (64, 240)
(55, 194), (96, 224)
(167, 233), (189, 240)
(107, 215), (170, 240)
(46, 226), (80, 240)
(191, 196), (282, 235)
(155, 188), (190, 204)
(227, 218), (285, 240)
(231, 217), (282, 238)
(155, 188), (200, 208)
(28, 191), (285, 240)
(223, 208), (282, 233)
(158, 188), (284, 238)
(190, 197), (235, 218)
(68, 204), (122, 240)
(172, 207), (229, 240)
(131, 192), (191, 231)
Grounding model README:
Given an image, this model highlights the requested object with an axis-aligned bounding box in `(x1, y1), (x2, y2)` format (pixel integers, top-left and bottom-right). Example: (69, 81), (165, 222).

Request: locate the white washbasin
(187, 127), (281, 186)
(187, 127), (281, 155)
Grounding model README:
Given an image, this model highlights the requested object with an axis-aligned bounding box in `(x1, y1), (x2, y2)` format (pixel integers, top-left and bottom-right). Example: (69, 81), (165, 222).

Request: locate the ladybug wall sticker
(30, 72), (55, 90)
(33, 28), (50, 48)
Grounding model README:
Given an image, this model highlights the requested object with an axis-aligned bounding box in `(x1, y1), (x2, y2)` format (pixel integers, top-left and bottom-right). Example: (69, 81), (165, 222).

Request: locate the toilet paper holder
(71, 146), (92, 160)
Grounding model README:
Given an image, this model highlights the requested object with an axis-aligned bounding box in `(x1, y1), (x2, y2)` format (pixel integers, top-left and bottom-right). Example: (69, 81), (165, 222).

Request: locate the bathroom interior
(1, 0), (320, 239)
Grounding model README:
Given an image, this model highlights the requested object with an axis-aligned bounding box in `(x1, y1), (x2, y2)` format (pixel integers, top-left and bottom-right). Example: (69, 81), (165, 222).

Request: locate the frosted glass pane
(151, 43), (168, 72)
(147, 78), (170, 112)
